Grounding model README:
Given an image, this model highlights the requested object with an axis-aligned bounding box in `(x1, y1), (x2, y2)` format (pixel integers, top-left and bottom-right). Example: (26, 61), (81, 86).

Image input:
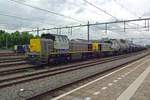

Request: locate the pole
(57, 28), (59, 34)
(37, 27), (39, 36)
(148, 20), (149, 31)
(145, 19), (147, 28)
(71, 27), (72, 35)
(24, 17), (150, 33)
(19, 32), (21, 45)
(5, 35), (8, 49)
(87, 21), (90, 42)
(59, 28), (61, 35)
(105, 23), (107, 34)
(124, 21), (126, 32)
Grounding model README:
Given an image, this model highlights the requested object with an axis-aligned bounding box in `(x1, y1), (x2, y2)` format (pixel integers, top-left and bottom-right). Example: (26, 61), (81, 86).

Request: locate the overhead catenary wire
(8, 0), (137, 33)
(0, 12), (57, 27)
(83, 0), (118, 20)
(82, 0), (124, 34)
(113, 0), (145, 28)
(83, 0), (148, 34)
(11, 1), (148, 34)
(24, 17), (150, 33)
(64, 1), (103, 21)
(17, 0), (104, 23)
(82, 0), (139, 27)
(10, 0), (86, 23)
(113, 0), (139, 18)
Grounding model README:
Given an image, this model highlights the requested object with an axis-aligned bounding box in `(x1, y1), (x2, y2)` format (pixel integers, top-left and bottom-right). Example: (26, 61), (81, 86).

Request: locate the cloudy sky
(0, 0), (150, 44)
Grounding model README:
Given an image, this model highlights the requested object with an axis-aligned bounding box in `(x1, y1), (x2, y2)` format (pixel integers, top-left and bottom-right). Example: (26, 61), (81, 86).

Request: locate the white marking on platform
(84, 97), (91, 100)
(51, 57), (149, 100)
(113, 80), (118, 82)
(117, 77), (122, 80)
(20, 88), (24, 91)
(93, 91), (100, 95)
(101, 87), (107, 90)
(121, 75), (125, 77)
(117, 66), (150, 100)
(108, 83), (113, 86)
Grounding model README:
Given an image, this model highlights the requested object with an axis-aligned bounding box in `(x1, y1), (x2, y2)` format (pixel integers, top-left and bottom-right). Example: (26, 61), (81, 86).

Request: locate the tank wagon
(27, 33), (145, 65)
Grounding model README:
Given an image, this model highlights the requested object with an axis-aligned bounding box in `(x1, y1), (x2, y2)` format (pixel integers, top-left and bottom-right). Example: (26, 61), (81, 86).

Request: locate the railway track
(0, 60), (27, 67)
(0, 55), (25, 64)
(0, 51), (138, 75)
(0, 54), (26, 66)
(0, 64), (36, 75)
(0, 52), (25, 64)
(0, 54), (127, 75)
(0, 52), (18, 57)
(0, 55), (35, 75)
(0, 51), (147, 89)
(0, 59), (24, 63)
(0, 55), (25, 60)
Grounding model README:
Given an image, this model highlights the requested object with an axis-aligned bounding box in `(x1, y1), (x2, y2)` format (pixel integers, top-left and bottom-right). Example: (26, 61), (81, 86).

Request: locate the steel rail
(0, 51), (147, 88)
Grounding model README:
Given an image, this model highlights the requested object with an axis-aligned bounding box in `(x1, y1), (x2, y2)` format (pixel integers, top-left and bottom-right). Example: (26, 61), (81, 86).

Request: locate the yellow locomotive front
(30, 39), (41, 53)
(28, 38), (54, 65)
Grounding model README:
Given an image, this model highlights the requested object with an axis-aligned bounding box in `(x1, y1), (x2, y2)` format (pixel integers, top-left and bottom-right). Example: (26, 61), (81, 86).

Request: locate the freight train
(27, 33), (145, 65)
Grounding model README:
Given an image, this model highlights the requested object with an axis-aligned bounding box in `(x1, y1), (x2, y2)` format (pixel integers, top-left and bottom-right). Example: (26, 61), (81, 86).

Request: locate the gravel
(0, 52), (148, 100)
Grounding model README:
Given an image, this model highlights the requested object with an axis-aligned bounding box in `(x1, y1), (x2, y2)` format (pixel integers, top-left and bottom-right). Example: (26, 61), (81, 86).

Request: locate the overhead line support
(105, 23), (107, 34)
(148, 19), (149, 31)
(87, 21), (90, 42)
(24, 17), (150, 33)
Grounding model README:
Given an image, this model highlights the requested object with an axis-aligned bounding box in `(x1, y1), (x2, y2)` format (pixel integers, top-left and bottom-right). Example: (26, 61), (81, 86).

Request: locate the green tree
(21, 32), (34, 44)
(0, 30), (35, 49)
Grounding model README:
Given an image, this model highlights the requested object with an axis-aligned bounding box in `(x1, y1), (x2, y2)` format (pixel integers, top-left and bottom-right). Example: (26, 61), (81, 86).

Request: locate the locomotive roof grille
(41, 33), (68, 41)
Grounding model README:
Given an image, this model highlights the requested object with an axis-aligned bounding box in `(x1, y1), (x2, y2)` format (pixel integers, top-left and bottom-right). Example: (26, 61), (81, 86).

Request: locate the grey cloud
(75, 7), (84, 14)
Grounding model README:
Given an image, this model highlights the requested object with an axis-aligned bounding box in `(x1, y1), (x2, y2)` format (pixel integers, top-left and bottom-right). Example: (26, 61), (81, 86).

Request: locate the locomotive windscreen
(41, 34), (55, 40)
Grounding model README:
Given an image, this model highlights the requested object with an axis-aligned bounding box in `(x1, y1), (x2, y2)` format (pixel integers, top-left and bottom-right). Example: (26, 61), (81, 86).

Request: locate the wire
(0, 12), (57, 27)
(83, 0), (148, 34)
(83, 0), (118, 20)
(113, 0), (140, 24)
(83, 0), (126, 35)
(0, 13), (32, 21)
(113, 0), (139, 18)
(113, 0), (146, 28)
(10, 0), (86, 23)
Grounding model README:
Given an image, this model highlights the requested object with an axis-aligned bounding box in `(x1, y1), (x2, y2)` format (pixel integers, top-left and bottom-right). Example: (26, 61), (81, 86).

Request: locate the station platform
(52, 55), (150, 100)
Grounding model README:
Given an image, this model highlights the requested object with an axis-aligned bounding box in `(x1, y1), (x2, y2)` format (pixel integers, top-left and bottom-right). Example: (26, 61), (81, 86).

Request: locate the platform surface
(52, 55), (150, 100)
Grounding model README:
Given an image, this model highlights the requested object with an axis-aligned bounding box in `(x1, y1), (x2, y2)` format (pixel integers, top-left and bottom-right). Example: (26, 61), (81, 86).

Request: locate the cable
(0, 13), (32, 21)
(113, 0), (147, 30)
(0, 12), (57, 27)
(113, 0), (139, 18)
(82, 0), (143, 30)
(82, 0), (126, 35)
(113, 0), (143, 27)
(82, 0), (128, 37)
(84, 0), (148, 34)
(83, 0), (118, 20)
(13, 0), (103, 23)
(10, 0), (86, 23)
